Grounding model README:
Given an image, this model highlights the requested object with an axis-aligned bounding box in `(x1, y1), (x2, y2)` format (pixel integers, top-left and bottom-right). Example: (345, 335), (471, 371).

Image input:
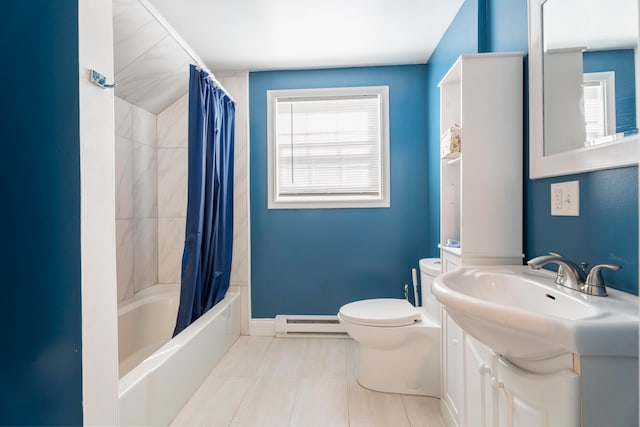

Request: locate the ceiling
(146, 0), (464, 72)
(113, 0), (464, 113)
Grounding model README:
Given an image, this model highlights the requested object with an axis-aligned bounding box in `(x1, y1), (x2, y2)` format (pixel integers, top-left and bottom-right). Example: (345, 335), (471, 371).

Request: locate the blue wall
(425, 0), (482, 253)
(0, 3), (83, 425)
(526, 169), (638, 293)
(250, 66), (430, 317)
(430, 0), (639, 294)
(250, 0), (639, 320)
(583, 49), (637, 135)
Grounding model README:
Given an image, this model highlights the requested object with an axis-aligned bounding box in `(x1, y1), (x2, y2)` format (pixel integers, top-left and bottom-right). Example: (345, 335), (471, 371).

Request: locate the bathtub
(118, 284), (240, 426)
(118, 284), (181, 378)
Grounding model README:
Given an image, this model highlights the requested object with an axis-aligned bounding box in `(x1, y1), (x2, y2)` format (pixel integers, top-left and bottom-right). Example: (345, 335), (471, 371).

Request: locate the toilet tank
(419, 258), (442, 319)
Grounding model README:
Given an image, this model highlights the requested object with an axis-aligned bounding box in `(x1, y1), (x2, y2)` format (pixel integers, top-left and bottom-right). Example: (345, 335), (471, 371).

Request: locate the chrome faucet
(527, 254), (586, 290)
(527, 253), (621, 297)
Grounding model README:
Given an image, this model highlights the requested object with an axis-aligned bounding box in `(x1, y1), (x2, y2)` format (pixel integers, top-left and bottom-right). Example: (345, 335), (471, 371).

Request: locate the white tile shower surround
(133, 142), (158, 219)
(115, 135), (134, 219)
(115, 96), (159, 300)
(157, 147), (188, 218)
(113, 0), (191, 114)
(158, 216), (186, 283)
(116, 219), (134, 301)
(171, 337), (445, 427)
(157, 93), (188, 148)
(157, 94), (188, 285)
(133, 217), (158, 292)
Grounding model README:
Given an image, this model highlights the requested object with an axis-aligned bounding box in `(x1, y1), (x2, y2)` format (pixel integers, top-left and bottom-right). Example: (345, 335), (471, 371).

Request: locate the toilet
(338, 258), (442, 397)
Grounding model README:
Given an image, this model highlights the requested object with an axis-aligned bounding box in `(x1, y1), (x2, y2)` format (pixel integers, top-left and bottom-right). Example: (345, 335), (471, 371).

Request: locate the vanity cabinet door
(464, 335), (495, 427)
(494, 357), (580, 427)
(442, 309), (465, 427)
(441, 250), (460, 273)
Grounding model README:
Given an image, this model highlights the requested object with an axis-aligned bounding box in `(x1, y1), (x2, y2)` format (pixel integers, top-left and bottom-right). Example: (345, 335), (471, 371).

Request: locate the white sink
(432, 266), (638, 361)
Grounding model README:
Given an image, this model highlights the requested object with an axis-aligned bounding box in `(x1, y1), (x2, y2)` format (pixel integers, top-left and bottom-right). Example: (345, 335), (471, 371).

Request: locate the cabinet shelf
(438, 244), (462, 256)
(446, 156), (461, 165)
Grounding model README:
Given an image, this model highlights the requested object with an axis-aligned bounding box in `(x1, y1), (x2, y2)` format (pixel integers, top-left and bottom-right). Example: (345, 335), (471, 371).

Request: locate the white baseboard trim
(250, 319), (275, 336)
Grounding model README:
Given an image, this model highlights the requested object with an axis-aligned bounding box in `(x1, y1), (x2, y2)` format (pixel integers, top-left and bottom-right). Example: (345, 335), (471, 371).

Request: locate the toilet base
(354, 333), (441, 397)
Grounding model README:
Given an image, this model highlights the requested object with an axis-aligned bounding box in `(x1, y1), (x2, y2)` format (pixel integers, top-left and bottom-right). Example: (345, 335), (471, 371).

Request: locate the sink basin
(432, 266), (638, 361)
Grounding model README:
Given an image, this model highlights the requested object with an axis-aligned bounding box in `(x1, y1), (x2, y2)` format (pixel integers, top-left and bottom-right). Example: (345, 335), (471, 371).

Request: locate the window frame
(267, 86), (390, 209)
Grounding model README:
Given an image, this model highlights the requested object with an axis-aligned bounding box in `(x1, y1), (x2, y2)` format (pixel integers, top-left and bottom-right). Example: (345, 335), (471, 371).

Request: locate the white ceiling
(145, 0), (464, 72)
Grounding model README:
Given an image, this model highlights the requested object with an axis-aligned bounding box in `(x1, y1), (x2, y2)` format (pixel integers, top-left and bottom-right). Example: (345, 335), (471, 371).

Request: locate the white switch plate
(551, 181), (579, 216)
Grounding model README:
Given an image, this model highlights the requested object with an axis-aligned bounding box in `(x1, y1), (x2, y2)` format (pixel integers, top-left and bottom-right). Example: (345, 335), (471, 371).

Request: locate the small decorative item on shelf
(441, 124), (461, 160)
(444, 239), (461, 248)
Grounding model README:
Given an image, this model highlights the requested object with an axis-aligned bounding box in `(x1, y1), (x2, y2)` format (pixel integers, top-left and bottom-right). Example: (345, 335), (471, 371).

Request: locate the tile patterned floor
(170, 336), (445, 427)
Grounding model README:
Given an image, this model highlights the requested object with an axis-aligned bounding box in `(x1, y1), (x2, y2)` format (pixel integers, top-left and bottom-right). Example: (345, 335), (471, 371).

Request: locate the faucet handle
(579, 261), (589, 272)
(584, 264), (621, 296)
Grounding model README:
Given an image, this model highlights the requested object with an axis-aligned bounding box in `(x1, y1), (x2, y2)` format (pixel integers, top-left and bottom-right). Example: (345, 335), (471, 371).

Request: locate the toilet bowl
(338, 258), (442, 397)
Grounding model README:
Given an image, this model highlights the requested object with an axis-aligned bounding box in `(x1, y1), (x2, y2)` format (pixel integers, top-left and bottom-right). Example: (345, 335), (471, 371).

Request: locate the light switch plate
(551, 181), (580, 216)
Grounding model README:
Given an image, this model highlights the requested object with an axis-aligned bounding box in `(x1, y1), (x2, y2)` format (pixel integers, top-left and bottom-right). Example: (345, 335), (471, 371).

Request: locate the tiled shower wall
(157, 94), (188, 285)
(115, 97), (158, 302)
(116, 72), (249, 335)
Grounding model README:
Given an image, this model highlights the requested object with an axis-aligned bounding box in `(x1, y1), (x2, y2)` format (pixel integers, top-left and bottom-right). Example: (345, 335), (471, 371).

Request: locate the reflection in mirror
(542, 0), (638, 156)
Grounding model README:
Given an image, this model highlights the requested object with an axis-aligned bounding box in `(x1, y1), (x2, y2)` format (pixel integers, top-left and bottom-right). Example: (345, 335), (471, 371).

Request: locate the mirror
(529, 0), (640, 178)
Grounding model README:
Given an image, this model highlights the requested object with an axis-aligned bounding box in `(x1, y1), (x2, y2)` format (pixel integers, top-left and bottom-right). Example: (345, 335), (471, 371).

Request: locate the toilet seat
(339, 299), (422, 327)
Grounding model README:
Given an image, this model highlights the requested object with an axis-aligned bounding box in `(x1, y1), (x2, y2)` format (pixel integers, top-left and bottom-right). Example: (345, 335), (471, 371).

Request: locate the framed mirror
(529, 0), (639, 178)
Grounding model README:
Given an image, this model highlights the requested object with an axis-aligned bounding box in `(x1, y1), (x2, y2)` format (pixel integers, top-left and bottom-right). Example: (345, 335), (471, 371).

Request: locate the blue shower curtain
(174, 65), (235, 336)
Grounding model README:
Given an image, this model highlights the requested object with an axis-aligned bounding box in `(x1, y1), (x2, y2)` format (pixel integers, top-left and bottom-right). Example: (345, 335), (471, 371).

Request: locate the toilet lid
(339, 299), (422, 327)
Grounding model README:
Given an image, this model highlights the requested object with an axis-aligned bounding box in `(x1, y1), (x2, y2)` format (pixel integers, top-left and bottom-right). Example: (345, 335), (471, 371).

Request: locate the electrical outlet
(550, 181), (580, 216)
(552, 187), (562, 210)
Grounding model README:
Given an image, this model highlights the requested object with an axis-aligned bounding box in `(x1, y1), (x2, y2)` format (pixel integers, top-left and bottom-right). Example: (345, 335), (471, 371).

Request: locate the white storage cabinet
(438, 53), (524, 272)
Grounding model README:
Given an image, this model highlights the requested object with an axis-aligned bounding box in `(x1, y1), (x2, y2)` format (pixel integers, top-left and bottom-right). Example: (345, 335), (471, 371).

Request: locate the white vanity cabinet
(437, 52), (583, 427)
(493, 356), (580, 427)
(463, 333), (495, 427)
(441, 310), (465, 426)
(442, 318), (581, 427)
(438, 53), (524, 270)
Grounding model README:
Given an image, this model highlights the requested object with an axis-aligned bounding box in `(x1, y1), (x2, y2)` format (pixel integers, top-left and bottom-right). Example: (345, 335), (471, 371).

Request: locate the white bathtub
(118, 284), (181, 378)
(118, 284), (240, 426)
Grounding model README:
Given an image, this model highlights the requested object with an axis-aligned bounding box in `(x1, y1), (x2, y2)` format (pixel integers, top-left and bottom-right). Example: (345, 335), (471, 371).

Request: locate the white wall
(157, 94), (189, 284)
(115, 97), (159, 302)
(78, 0), (119, 423)
(218, 72), (251, 335)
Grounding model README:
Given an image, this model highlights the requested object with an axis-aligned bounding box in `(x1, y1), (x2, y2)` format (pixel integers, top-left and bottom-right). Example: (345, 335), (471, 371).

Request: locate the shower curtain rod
(136, 0), (236, 103)
(194, 64), (236, 103)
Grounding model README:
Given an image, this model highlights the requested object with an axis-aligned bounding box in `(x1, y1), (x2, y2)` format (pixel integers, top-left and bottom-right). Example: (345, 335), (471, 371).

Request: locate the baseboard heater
(274, 315), (348, 338)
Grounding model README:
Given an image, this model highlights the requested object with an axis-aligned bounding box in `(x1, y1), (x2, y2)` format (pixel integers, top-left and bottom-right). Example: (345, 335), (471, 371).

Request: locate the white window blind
(582, 71), (616, 145)
(268, 86), (389, 209)
(583, 80), (606, 141)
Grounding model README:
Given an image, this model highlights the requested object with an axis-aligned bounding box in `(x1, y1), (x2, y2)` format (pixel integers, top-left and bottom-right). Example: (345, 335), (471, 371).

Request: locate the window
(583, 71), (616, 144)
(267, 86), (390, 209)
